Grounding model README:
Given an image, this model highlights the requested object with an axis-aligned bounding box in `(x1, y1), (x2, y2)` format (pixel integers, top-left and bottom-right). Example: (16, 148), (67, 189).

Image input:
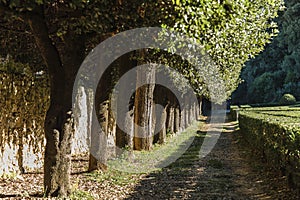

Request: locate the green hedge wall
(239, 108), (300, 189)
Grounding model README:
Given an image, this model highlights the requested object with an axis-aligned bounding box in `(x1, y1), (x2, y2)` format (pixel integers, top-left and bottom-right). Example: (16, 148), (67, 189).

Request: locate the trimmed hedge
(239, 108), (300, 190)
(229, 105), (252, 121)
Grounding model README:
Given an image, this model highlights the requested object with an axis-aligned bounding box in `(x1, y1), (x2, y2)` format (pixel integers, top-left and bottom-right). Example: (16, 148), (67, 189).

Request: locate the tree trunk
(124, 109), (135, 148)
(88, 66), (115, 171)
(184, 95), (190, 127)
(115, 53), (136, 153)
(166, 105), (175, 134)
(28, 9), (85, 197)
(185, 106), (190, 127)
(88, 100), (108, 172)
(88, 33), (122, 171)
(133, 62), (156, 150)
(195, 97), (200, 120)
(194, 100), (198, 121)
(180, 105), (186, 130)
(107, 101), (116, 158)
(174, 105), (180, 133)
(151, 103), (157, 141)
(154, 105), (167, 144)
(189, 96), (195, 123)
(198, 96), (202, 117)
(153, 85), (168, 144)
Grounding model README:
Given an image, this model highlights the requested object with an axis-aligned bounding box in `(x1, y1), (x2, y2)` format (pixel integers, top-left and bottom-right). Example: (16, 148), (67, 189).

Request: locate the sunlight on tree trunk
(134, 61), (156, 150)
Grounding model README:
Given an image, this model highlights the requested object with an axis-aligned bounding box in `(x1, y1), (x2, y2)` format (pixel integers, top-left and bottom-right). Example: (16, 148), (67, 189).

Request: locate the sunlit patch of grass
(81, 121), (204, 191)
(84, 169), (141, 186)
(107, 121), (203, 173)
(70, 189), (94, 200)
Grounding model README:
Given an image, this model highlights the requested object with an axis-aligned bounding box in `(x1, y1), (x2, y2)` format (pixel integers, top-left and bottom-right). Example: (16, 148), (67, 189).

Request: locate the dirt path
(124, 121), (245, 199)
(124, 120), (299, 199)
(0, 119), (298, 199)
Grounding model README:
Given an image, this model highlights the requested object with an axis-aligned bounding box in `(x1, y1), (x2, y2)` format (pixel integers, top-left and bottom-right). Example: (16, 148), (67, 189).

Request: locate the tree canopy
(168, 0), (284, 101)
(0, 0), (284, 100)
(233, 0), (300, 104)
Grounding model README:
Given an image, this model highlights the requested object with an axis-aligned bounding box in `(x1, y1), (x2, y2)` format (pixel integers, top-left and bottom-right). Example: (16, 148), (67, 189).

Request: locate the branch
(0, 3), (27, 18)
(0, 23), (32, 35)
(26, 5), (65, 104)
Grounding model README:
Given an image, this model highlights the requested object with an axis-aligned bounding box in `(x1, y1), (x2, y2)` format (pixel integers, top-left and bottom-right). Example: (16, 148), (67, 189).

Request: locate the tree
(133, 63), (156, 150)
(233, 0), (300, 104)
(156, 0), (284, 103)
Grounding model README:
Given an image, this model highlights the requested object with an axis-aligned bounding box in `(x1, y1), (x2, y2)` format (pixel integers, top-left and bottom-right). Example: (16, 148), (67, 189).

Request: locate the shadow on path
(125, 120), (245, 199)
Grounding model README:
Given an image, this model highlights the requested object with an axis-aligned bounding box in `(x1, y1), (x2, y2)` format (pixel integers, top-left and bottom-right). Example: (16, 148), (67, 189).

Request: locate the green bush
(279, 94), (296, 105)
(239, 108), (300, 190)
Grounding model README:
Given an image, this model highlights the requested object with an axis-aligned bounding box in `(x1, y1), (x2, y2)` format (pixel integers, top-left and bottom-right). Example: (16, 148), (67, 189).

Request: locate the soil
(0, 118), (299, 199)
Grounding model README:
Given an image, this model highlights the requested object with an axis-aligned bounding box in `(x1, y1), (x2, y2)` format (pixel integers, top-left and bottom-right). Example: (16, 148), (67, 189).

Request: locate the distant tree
(233, 0), (300, 104)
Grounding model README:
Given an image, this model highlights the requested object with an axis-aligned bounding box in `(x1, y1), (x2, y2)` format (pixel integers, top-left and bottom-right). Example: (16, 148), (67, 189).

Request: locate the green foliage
(169, 0), (284, 101)
(85, 169), (140, 187)
(107, 122), (199, 173)
(0, 0), (173, 67)
(279, 93), (296, 105)
(70, 190), (94, 200)
(247, 72), (282, 103)
(233, 0), (300, 104)
(238, 106), (300, 189)
(0, 56), (32, 75)
(0, 0), (284, 103)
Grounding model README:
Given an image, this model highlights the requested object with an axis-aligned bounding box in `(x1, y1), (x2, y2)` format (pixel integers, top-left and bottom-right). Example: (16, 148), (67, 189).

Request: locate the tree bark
(88, 66), (115, 171)
(195, 97), (200, 120)
(180, 105), (186, 130)
(133, 62), (155, 150)
(153, 86), (168, 144)
(174, 105), (180, 133)
(189, 96), (194, 123)
(166, 104), (175, 134)
(88, 100), (108, 172)
(27, 9), (85, 197)
(184, 95), (190, 127)
(115, 53), (136, 153)
(154, 105), (167, 144)
(198, 96), (202, 117)
(88, 33), (122, 171)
